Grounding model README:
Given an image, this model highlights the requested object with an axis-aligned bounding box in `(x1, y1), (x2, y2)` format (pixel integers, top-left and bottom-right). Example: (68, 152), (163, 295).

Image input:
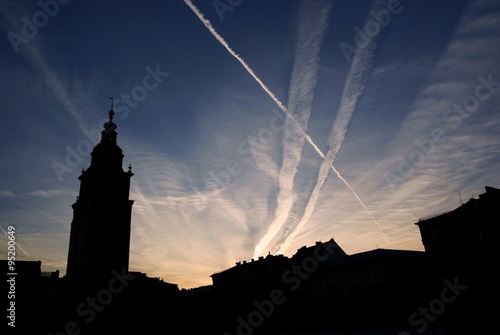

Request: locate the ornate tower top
(108, 95), (115, 120)
(100, 95), (118, 144)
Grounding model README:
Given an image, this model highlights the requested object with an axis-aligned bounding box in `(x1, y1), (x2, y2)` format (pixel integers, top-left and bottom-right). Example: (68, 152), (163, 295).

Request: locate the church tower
(66, 104), (134, 282)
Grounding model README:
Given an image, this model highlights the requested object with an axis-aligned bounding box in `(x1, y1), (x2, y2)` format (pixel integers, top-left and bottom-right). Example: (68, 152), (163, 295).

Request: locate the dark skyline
(1, 0), (500, 289)
(5, 183), (499, 334)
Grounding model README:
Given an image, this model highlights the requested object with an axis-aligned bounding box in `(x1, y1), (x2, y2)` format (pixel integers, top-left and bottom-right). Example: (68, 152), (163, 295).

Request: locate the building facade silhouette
(415, 186), (500, 332)
(55, 107), (178, 335)
(66, 108), (134, 283)
(209, 239), (434, 334)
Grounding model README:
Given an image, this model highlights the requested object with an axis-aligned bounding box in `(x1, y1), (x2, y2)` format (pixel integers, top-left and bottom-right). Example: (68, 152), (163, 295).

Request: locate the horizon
(1, 0), (499, 289)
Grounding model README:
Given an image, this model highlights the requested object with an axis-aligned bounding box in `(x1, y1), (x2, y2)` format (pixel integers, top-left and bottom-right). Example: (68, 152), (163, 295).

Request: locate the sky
(0, 0), (499, 289)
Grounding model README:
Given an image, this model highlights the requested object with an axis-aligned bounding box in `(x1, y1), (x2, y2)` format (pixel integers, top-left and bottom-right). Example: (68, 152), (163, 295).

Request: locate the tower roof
(87, 99), (128, 172)
(100, 98), (118, 144)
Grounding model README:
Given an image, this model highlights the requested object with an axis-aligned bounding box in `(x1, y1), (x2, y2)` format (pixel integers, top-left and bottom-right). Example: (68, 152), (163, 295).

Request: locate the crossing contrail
(276, 1), (391, 254)
(183, 0), (386, 256)
(252, 0), (332, 258)
(1, 225), (30, 257)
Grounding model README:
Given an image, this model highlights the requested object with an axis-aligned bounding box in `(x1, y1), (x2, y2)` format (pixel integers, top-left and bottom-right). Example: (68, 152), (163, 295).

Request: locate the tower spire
(109, 95), (115, 121)
(101, 96), (118, 144)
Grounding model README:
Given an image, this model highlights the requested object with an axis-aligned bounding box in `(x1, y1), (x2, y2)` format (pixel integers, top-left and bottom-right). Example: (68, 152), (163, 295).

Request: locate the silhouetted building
(59, 106), (136, 334)
(36, 268), (64, 334)
(2, 260), (64, 335)
(211, 252), (291, 332)
(307, 248), (434, 332)
(125, 272), (180, 333)
(210, 239), (433, 334)
(66, 108), (134, 283)
(211, 239), (346, 297)
(416, 186), (500, 278)
(178, 286), (216, 333)
(46, 106), (181, 335)
(415, 186), (500, 332)
(3, 260), (42, 334)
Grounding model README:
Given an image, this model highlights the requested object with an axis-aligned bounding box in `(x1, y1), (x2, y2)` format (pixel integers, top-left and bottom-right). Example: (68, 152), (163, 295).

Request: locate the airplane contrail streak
(182, 0), (324, 180)
(183, 0), (288, 114)
(276, 1), (391, 254)
(252, 0), (332, 258)
(1, 225), (30, 257)
(1, 4), (86, 132)
(183, 0), (386, 256)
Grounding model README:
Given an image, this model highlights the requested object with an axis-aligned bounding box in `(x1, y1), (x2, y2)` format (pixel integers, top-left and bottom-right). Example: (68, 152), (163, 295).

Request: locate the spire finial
(108, 95), (115, 121)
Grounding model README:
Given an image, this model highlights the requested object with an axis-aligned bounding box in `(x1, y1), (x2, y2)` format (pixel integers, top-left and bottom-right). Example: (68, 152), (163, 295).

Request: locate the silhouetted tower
(66, 105), (134, 282)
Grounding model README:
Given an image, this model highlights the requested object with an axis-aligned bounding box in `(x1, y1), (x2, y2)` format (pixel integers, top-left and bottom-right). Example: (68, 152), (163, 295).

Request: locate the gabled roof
(291, 238), (347, 261)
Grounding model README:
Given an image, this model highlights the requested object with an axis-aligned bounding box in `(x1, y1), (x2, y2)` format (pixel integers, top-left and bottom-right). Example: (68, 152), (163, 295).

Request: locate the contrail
(182, 0), (321, 156)
(252, 0), (332, 259)
(1, 3), (86, 132)
(183, 0), (386, 256)
(1, 225), (30, 257)
(183, 0), (288, 114)
(276, 1), (391, 254)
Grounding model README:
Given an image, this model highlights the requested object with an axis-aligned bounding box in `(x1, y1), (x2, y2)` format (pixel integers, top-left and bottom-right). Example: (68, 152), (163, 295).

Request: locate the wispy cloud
(183, 0), (378, 259)
(120, 138), (261, 287)
(182, 0), (328, 162)
(277, 0), (389, 254)
(28, 189), (67, 197)
(387, 1), (500, 157)
(0, 190), (14, 197)
(0, 3), (87, 132)
(330, 0), (500, 252)
(253, 0), (332, 258)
